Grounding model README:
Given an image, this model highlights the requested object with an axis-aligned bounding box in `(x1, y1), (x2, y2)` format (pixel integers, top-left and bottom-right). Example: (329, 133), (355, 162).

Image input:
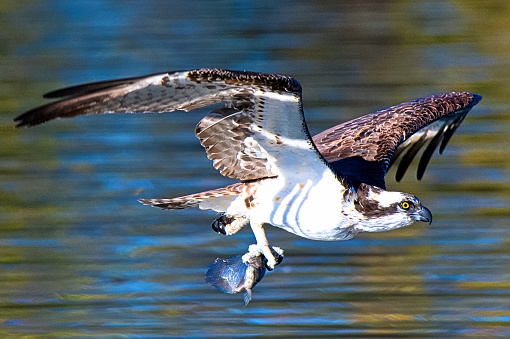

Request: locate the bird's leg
(248, 222), (284, 270)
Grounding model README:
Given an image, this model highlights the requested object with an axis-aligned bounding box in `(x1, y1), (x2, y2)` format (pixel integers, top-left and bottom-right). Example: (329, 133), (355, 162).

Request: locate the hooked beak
(412, 205), (433, 224)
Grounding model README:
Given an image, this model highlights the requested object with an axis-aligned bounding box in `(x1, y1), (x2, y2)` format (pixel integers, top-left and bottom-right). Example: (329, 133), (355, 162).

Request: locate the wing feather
(139, 182), (245, 211)
(16, 70), (481, 187)
(313, 92), (482, 187)
(15, 69), (324, 182)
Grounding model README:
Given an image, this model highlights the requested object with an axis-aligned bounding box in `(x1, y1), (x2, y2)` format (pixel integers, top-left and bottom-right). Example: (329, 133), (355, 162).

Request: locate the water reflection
(1, 0), (510, 337)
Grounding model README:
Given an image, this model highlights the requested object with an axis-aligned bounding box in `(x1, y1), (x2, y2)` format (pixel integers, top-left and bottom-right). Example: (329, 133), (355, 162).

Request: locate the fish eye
(401, 201), (410, 209)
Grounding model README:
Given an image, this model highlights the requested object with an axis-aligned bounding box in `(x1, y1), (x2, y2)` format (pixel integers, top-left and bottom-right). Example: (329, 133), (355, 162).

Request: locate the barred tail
(139, 183), (245, 212)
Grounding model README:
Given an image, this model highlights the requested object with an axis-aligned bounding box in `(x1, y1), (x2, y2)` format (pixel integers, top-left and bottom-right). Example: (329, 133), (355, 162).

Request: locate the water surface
(1, 0), (510, 337)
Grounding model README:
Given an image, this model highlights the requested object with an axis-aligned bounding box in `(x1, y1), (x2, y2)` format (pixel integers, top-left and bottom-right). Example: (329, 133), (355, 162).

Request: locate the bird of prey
(15, 69), (481, 271)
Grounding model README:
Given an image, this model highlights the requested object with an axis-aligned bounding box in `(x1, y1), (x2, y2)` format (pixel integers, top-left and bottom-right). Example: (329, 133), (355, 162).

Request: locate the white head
(353, 184), (432, 233)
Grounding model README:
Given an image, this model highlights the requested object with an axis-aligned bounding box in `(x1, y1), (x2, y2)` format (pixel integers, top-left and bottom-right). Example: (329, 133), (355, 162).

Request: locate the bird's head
(353, 184), (432, 233)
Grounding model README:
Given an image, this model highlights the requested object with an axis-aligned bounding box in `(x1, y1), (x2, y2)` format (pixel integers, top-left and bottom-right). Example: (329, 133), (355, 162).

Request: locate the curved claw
(212, 214), (248, 235)
(245, 244), (284, 271)
(211, 215), (228, 235)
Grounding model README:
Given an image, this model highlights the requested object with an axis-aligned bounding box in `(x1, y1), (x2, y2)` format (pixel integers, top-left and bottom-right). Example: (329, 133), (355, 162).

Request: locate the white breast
(247, 167), (357, 241)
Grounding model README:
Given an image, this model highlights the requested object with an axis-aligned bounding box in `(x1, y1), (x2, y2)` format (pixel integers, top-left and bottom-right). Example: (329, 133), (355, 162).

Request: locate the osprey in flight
(15, 69), (481, 273)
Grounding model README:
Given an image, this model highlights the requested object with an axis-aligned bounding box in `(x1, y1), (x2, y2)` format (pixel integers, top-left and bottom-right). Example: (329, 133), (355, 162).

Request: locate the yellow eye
(401, 201), (410, 209)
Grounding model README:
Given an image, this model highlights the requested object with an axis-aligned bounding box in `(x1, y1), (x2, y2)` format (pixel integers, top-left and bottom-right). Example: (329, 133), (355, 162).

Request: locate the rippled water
(1, 0), (510, 338)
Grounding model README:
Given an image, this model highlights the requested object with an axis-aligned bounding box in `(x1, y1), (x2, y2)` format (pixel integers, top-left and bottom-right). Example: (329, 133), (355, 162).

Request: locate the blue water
(1, 0), (510, 337)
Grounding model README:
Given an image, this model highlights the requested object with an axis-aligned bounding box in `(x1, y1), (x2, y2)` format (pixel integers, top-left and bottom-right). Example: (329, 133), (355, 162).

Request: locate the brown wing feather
(14, 69), (300, 127)
(139, 183), (246, 210)
(14, 69), (307, 182)
(195, 106), (275, 181)
(313, 92), (482, 185)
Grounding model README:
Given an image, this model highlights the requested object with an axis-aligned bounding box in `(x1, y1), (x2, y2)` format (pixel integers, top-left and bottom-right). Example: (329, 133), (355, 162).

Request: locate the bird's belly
(273, 202), (355, 241)
(250, 174), (356, 241)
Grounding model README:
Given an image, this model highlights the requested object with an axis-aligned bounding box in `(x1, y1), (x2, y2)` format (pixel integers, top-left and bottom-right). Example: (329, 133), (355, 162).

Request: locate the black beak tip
(420, 206), (433, 225)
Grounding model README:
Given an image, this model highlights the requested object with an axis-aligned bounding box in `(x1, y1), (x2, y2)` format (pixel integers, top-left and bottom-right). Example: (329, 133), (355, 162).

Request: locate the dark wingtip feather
(417, 131), (445, 180)
(16, 72), (174, 127)
(438, 126), (455, 154)
(395, 135), (429, 181)
(14, 106), (50, 128)
(394, 92), (482, 181)
(415, 92), (481, 178)
(470, 93), (482, 106)
(438, 115), (463, 154)
(42, 79), (130, 99)
(42, 72), (169, 99)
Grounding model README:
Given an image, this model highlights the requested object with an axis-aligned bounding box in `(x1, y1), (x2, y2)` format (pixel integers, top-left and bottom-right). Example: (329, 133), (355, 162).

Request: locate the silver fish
(205, 246), (283, 305)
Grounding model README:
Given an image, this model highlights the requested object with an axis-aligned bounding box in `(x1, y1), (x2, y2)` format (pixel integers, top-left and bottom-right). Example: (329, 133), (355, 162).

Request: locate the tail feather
(139, 183), (245, 211)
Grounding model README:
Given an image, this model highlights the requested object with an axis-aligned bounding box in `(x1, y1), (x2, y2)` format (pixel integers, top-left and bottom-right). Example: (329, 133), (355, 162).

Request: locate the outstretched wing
(313, 92), (482, 189)
(14, 69), (323, 181)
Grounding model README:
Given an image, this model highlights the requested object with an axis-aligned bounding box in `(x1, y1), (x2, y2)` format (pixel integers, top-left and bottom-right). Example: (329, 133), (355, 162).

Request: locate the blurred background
(1, 0), (509, 337)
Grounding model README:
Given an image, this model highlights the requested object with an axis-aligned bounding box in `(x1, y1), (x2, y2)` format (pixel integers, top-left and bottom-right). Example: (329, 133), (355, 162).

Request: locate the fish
(205, 246), (283, 305)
